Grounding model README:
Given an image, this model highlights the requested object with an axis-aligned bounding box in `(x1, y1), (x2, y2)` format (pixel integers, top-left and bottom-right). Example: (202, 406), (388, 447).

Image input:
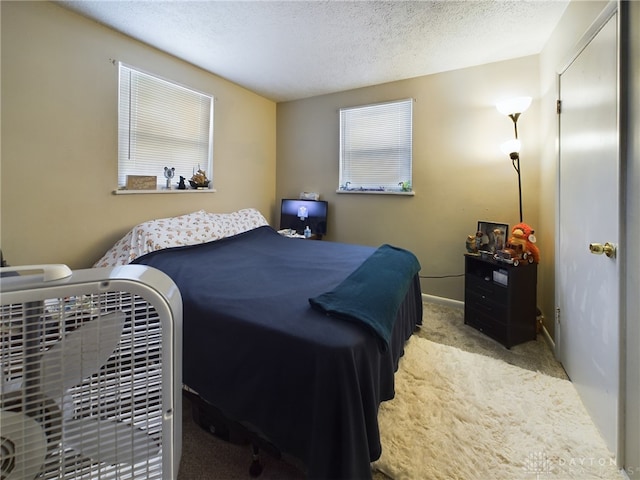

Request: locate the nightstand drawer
(464, 307), (508, 345)
(465, 291), (507, 324)
(465, 275), (508, 303)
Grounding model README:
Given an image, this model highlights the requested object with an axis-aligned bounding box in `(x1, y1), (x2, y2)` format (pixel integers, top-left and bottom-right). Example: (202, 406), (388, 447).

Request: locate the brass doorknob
(589, 242), (616, 258)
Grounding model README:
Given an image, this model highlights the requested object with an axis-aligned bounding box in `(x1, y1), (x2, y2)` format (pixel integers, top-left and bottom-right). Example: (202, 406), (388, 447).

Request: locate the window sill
(335, 189), (414, 196)
(113, 188), (217, 195)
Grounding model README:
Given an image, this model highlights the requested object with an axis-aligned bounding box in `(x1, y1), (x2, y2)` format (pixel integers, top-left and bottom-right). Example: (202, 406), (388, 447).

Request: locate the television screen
(279, 199), (328, 236)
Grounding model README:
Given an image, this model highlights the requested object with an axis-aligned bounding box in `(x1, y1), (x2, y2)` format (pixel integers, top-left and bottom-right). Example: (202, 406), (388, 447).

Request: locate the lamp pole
(510, 113), (523, 223)
(510, 151), (523, 223)
(497, 96), (531, 224)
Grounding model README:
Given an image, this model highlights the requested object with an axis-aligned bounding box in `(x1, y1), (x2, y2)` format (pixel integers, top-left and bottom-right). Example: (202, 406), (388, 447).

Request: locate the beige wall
(277, 56), (541, 303)
(1, 1), (276, 269)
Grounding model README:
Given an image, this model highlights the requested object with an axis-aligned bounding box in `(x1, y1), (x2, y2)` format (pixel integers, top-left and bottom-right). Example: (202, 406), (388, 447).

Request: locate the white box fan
(0, 264), (182, 480)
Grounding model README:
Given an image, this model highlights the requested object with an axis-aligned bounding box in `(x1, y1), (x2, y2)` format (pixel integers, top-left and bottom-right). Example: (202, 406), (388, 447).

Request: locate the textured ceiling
(56, 0), (570, 102)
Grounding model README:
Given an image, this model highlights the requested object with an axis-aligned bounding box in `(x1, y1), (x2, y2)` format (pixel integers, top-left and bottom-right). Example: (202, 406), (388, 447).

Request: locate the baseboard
(422, 293), (464, 310)
(540, 322), (555, 350)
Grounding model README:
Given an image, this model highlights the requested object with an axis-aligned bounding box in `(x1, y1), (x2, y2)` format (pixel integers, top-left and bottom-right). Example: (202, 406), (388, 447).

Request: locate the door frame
(554, 0), (625, 464)
(621, 1), (639, 475)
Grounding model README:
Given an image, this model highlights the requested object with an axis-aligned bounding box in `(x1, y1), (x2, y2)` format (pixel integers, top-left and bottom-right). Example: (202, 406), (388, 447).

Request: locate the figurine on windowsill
(189, 168), (210, 189)
(164, 166), (175, 189)
(398, 181), (411, 192)
(177, 176), (186, 190)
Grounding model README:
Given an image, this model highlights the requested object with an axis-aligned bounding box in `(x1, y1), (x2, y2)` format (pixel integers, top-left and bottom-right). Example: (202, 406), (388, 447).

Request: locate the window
(339, 98), (413, 194)
(118, 63), (214, 189)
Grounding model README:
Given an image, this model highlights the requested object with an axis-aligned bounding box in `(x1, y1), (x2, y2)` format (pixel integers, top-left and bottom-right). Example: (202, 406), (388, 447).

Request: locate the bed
(95, 209), (423, 479)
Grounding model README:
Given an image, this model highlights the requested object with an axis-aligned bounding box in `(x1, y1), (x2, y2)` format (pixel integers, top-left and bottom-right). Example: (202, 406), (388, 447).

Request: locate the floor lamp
(496, 96), (532, 223)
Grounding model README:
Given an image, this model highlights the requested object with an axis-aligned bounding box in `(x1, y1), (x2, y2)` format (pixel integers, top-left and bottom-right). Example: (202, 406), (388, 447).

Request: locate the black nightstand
(464, 254), (537, 348)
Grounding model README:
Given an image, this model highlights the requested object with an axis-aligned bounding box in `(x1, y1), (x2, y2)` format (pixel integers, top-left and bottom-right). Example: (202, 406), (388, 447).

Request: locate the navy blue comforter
(133, 226), (422, 479)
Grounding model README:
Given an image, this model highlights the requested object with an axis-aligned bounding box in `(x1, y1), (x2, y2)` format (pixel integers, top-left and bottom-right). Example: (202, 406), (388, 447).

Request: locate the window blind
(339, 98), (413, 192)
(118, 63), (214, 188)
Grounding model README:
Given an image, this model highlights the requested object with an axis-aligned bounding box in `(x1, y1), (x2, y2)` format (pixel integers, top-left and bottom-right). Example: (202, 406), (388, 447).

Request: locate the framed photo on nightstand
(476, 221), (508, 254)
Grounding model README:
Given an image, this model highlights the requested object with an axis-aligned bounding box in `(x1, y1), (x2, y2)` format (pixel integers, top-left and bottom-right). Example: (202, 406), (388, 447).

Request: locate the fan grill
(1, 289), (167, 479)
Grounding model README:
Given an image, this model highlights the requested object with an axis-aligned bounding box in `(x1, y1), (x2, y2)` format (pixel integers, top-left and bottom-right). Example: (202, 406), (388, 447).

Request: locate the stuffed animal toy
(509, 222), (540, 263)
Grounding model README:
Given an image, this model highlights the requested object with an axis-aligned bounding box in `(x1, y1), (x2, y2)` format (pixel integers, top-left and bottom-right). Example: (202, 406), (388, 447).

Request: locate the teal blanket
(309, 244), (421, 351)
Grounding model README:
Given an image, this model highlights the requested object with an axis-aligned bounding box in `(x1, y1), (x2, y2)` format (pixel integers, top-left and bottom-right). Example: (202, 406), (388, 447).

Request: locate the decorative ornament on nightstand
(494, 222), (541, 266)
(466, 234), (478, 253)
(466, 232), (484, 254)
(508, 222), (540, 263)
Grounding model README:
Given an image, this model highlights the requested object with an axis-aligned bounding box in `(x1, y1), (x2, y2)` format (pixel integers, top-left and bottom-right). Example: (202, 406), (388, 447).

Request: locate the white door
(557, 9), (620, 454)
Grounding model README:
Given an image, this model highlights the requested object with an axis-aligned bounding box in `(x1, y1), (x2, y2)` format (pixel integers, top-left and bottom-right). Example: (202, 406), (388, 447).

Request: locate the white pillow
(93, 208), (269, 267)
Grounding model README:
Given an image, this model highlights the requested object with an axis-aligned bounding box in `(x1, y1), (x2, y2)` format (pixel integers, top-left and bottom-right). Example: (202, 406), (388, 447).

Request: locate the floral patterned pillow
(93, 208), (269, 267)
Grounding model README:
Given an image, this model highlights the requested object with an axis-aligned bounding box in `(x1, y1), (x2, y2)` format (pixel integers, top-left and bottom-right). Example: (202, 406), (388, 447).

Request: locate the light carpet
(373, 336), (622, 480)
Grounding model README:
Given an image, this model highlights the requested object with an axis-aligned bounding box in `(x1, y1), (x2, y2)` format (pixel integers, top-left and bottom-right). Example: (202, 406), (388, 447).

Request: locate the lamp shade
(500, 139), (521, 155)
(496, 96), (532, 116)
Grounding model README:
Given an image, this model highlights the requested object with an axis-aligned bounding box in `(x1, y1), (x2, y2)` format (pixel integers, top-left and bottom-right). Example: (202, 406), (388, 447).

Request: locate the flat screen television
(279, 199), (328, 236)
